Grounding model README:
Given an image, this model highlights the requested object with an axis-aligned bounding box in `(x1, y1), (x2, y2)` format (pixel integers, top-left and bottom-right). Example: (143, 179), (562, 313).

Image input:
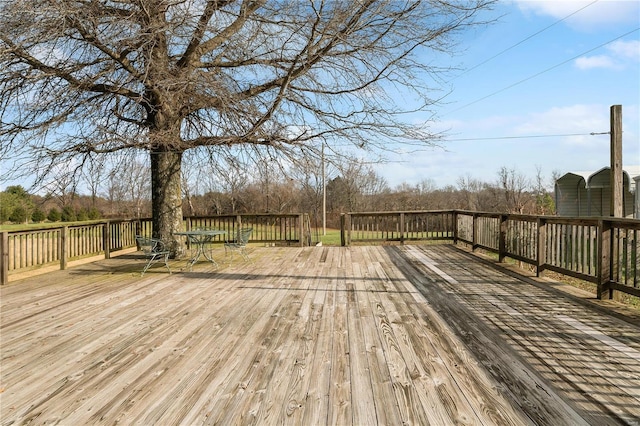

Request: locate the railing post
(60, 225), (68, 270)
(597, 219), (612, 300)
(104, 221), (111, 259)
(400, 212), (405, 245)
(1, 231), (8, 285)
(299, 214), (304, 247)
(452, 211), (458, 244)
(341, 214), (351, 246)
(499, 214), (507, 263)
(472, 213), (478, 251)
(537, 217), (546, 277)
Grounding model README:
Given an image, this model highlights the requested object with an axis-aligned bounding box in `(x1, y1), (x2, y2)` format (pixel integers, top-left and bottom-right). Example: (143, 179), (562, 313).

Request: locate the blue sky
(1, 1), (638, 193)
(378, 0), (640, 189)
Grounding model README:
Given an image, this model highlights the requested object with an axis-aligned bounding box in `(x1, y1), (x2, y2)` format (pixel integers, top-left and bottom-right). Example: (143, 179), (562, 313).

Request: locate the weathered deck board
(1, 245), (639, 425)
(396, 245), (640, 425)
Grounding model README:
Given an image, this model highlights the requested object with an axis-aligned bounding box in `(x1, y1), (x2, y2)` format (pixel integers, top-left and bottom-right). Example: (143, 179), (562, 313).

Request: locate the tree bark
(151, 148), (183, 257)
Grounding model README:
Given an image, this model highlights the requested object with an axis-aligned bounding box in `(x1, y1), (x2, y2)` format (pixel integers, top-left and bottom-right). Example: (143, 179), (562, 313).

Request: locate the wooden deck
(1, 245), (639, 425)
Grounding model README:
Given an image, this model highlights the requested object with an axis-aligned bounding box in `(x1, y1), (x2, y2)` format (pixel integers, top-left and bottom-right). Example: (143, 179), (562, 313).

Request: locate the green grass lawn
(311, 228), (342, 246)
(0, 221), (105, 231)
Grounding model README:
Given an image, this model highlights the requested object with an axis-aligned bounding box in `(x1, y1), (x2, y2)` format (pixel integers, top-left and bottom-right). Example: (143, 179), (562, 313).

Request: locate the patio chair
(224, 227), (253, 264)
(135, 235), (172, 276)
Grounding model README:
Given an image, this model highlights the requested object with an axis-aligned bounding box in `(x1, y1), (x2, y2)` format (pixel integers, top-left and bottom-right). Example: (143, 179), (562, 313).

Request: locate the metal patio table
(174, 229), (226, 270)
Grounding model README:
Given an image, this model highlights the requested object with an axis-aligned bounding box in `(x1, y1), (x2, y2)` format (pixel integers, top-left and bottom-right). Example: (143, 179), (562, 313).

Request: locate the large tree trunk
(151, 148), (184, 257)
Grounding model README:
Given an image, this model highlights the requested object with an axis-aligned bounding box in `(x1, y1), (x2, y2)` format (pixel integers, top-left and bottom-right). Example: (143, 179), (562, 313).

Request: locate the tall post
(299, 214), (304, 247)
(536, 217), (547, 277)
(452, 211), (458, 244)
(610, 105), (623, 217)
(597, 219), (612, 299)
(60, 225), (68, 270)
(498, 214), (508, 263)
(472, 213), (478, 251)
(322, 141), (326, 236)
(103, 221), (111, 259)
(1, 231), (8, 285)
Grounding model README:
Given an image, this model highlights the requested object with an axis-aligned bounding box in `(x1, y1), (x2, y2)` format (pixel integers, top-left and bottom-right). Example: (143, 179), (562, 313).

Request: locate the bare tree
(44, 167), (80, 211)
(1, 0), (495, 254)
(457, 174), (482, 210)
(497, 166), (531, 214)
(289, 151), (331, 229)
(328, 160), (386, 216)
(103, 156), (151, 218)
(251, 158), (279, 213)
(81, 156), (106, 210)
(181, 166), (199, 217)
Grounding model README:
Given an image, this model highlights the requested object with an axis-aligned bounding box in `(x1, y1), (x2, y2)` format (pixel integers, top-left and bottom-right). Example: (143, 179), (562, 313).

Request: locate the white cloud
(607, 39), (640, 61)
(515, 104), (609, 137)
(574, 39), (640, 70)
(514, 0), (640, 31)
(383, 103), (639, 187)
(575, 54), (619, 70)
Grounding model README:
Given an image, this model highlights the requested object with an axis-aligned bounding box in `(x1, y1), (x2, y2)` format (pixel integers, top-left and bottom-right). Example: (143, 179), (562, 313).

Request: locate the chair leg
(225, 245), (252, 265)
(141, 254), (171, 276)
(224, 246), (236, 265)
(239, 248), (252, 263)
(141, 257), (154, 276)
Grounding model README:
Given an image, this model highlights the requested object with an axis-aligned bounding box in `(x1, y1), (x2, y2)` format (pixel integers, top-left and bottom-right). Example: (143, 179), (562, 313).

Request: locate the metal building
(555, 166), (640, 218)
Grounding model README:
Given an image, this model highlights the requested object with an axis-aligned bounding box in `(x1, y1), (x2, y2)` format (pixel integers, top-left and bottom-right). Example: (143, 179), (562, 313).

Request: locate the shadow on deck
(1, 245), (639, 425)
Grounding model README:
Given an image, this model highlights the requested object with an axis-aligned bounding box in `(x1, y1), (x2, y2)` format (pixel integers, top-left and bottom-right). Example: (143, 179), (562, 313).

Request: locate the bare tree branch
(1, 0), (496, 246)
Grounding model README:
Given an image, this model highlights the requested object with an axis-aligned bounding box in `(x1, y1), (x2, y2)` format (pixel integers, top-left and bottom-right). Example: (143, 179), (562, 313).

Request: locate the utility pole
(610, 104), (623, 217)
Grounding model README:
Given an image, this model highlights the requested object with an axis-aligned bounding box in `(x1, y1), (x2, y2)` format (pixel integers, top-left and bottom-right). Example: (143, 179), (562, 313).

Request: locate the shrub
(61, 206), (77, 222)
(31, 207), (46, 222)
(9, 206), (27, 223)
(87, 207), (101, 220)
(47, 208), (61, 222)
(76, 208), (89, 221)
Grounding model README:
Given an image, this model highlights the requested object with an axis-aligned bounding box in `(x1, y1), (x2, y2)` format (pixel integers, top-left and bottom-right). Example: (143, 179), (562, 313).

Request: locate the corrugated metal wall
(555, 168), (637, 218)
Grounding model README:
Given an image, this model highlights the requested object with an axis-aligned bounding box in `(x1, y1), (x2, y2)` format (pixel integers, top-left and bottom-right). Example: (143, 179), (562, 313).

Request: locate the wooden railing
(186, 214), (311, 246)
(0, 213), (311, 284)
(342, 210), (639, 300)
(0, 219), (142, 282)
(340, 210), (454, 246)
(4, 210), (637, 301)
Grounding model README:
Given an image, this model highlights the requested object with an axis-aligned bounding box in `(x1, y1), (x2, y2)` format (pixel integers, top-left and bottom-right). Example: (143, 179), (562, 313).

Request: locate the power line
(451, 0), (600, 81)
(444, 132), (609, 142)
(445, 27), (640, 115)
